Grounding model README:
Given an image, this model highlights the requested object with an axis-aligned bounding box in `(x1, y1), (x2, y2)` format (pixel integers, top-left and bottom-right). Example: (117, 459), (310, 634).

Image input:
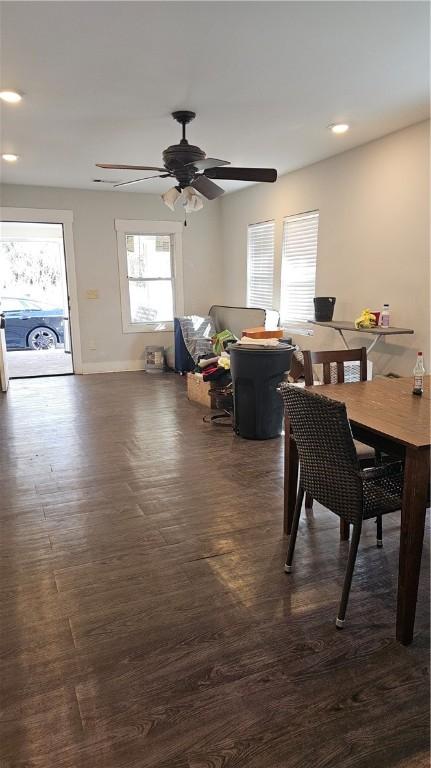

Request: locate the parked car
(0, 297), (65, 350)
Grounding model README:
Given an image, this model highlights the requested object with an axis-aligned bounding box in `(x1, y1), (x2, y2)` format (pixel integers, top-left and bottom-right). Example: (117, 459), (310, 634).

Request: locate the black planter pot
(314, 297), (336, 322)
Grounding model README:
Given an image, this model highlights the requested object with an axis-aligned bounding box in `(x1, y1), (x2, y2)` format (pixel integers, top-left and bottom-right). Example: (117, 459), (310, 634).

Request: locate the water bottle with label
(413, 352), (425, 396)
(381, 304), (390, 327)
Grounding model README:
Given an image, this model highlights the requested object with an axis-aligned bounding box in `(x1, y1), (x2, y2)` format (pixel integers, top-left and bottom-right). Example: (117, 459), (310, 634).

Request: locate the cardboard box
(242, 326), (283, 339)
(186, 373), (216, 408)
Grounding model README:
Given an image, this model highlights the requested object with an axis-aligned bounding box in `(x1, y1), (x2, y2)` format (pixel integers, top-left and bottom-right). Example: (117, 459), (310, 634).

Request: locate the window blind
(247, 220), (275, 309)
(280, 211), (319, 324)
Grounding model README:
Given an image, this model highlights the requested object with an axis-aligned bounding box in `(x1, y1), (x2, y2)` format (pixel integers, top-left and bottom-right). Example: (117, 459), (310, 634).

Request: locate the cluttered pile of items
(174, 305), (281, 374)
(192, 341), (234, 425)
(187, 326), (296, 438)
(191, 326), (287, 385)
(187, 326), (290, 402)
(174, 307), (296, 437)
(184, 328), (235, 411)
(196, 328), (236, 379)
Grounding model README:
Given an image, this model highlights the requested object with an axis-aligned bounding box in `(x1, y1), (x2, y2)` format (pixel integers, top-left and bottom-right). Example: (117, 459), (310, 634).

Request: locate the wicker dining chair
(302, 347), (384, 546)
(279, 383), (403, 628)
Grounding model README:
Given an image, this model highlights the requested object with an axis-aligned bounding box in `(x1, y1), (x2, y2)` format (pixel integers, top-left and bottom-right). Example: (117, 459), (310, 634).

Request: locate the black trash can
(313, 296), (336, 322)
(230, 344), (294, 440)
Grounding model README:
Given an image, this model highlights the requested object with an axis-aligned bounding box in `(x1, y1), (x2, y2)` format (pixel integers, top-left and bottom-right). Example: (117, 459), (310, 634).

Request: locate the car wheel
(27, 327), (58, 350)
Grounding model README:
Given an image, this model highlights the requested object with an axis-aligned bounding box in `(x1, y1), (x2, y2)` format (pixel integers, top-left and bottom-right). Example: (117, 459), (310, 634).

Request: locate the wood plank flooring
(0, 371), (429, 768)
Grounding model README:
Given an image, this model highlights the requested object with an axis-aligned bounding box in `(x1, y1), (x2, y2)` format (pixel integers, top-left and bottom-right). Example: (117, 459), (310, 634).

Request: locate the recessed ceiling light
(2, 153), (19, 162)
(330, 123), (349, 135)
(0, 90), (22, 103)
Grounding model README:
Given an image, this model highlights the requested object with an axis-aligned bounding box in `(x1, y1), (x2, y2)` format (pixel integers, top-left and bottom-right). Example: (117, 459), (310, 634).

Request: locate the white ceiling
(1, 1), (429, 195)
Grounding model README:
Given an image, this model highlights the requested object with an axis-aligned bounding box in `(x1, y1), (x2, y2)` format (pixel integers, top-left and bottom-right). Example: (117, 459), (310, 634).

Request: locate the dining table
(283, 375), (430, 645)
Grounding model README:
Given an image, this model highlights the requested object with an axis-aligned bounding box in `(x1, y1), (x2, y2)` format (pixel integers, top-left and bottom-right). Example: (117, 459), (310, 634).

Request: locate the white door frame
(0, 207), (83, 373)
(0, 326), (9, 391)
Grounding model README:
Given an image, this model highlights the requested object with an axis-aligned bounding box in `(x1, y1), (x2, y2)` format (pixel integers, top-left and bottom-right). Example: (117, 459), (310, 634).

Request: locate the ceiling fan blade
(96, 163), (167, 172)
(191, 175), (225, 200)
(205, 167), (277, 183)
(113, 174), (170, 188)
(184, 158), (230, 171)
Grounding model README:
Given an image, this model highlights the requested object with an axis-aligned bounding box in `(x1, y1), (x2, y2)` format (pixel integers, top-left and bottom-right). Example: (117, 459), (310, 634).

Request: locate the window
(115, 220), (183, 333)
(280, 211), (319, 324)
(247, 220), (275, 309)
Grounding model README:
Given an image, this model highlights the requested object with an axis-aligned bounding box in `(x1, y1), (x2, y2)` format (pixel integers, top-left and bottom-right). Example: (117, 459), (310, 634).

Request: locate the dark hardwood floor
(0, 372), (429, 768)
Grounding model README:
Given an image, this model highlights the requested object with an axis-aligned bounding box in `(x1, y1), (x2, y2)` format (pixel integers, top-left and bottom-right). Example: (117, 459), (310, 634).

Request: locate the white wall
(220, 121), (430, 376)
(0, 185), (223, 372)
(1, 121), (429, 378)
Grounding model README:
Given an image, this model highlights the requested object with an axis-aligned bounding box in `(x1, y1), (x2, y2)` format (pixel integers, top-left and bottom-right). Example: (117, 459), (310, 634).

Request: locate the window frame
(115, 219), (184, 333)
(280, 210), (319, 327)
(246, 219), (275, 310)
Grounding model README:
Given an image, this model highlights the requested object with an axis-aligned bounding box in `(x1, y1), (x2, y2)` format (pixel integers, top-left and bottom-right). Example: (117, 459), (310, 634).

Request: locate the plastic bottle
(413, 352), (425, 396)
(381, 304), (390, 327)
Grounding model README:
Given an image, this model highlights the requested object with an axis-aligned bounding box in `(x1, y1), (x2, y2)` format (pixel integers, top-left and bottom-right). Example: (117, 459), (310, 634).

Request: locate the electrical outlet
(89, 340), (96, 351)
(86, 289), (99, 300)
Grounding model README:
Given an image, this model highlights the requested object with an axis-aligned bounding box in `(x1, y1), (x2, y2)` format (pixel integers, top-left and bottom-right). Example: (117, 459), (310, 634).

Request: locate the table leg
(283, 418), (299, 536)
(396, 446), (430, 645)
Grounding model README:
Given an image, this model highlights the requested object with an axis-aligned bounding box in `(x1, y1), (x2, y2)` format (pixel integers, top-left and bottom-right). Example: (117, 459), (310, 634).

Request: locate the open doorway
(0, 221), (74, 378)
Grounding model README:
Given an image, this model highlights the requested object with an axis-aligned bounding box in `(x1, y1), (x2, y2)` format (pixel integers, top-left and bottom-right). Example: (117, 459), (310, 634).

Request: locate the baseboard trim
(81, 360), (146, 374)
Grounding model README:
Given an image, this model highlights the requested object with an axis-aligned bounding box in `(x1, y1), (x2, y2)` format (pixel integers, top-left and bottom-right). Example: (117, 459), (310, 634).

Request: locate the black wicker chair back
(302, 347), (377, 542)
(280, 384), (364, 524)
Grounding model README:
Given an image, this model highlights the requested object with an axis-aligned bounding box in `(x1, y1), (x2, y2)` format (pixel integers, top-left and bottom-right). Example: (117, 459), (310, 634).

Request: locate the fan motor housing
(163, 143), (206, 186)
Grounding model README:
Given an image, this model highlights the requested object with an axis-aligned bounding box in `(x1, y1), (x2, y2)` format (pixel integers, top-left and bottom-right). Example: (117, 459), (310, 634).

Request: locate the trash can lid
(229, 343), (295, 354)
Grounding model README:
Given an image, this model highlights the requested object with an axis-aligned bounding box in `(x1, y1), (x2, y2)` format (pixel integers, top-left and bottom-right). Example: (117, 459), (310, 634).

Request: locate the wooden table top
(308, 320), (414, 336)
(310, 376), (430, 449)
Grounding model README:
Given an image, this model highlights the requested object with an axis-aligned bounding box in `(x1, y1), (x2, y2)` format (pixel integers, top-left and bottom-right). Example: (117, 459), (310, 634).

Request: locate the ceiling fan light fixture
(161, 186), (181, 211)
(182, 186), (204, 212)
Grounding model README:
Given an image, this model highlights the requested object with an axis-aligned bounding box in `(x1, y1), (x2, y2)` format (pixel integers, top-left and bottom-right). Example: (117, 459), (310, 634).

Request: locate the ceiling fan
(96, 111), (277, 212)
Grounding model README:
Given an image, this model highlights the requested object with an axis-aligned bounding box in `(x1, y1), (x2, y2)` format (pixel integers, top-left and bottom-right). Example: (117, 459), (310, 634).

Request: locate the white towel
(237, 336), (280, 347)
